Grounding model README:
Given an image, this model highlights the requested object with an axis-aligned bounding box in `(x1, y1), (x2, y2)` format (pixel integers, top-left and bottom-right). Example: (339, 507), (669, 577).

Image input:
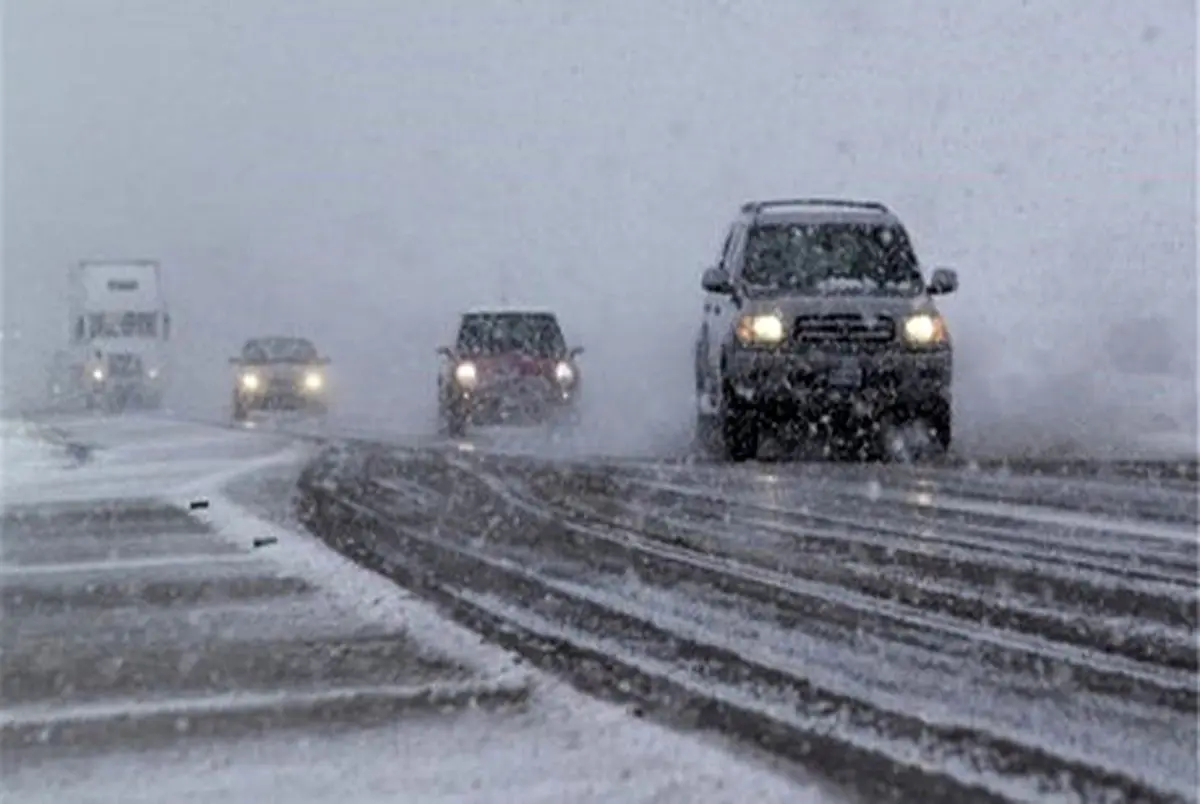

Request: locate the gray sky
(3, 0), (1195, 451)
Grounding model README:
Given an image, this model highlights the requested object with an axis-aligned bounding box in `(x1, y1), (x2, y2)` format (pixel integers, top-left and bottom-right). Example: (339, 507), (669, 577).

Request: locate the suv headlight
(903, 313), (947, 346)
(554, 361), (575, 385)
(303, 370), (324, 391)
(240, 372), (260, 391)
(454, 362), (478, 388)
(735, 314), (785, 345)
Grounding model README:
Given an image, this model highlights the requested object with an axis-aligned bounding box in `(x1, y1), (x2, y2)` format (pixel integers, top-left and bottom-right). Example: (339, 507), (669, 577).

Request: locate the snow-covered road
(298, 434), (1198, 803)
(1, 414), (837, 804)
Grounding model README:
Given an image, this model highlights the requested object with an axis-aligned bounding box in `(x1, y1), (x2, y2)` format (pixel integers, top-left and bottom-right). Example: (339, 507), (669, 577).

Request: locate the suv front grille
(792, 314), (895, 344)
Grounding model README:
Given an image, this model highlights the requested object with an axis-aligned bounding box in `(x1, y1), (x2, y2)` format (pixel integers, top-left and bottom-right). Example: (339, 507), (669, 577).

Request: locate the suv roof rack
(740, 198), (890, 215)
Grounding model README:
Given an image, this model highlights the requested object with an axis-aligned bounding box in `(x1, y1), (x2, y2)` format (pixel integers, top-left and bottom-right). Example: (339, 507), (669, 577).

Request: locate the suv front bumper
(724, 346), (951, 415)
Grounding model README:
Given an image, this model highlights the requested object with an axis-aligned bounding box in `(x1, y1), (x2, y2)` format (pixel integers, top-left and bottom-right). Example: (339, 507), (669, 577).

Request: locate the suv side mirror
(436, 346), (454, 359)
(228, 357), (242, 365)
(569, 346), (585, 359)
(317, 356), (331, 365)
(701, 266), (734, 294)
(927, 267), (959, 296)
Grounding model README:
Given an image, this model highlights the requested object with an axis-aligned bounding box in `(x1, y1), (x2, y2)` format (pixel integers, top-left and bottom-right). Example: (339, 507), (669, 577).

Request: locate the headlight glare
(903, 313), (946, 345)
(240, 372), (260, 391)
(91, 368), (104, 382)
(304, 371), (323, 390)
(735, 314), (786, 345)
(454, 362), (478, 388)
(554, 361), (575, 384)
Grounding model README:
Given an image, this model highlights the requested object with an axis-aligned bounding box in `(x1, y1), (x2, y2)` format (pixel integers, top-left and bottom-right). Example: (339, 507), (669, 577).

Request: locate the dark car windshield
(742, 223), (924, 295)
(456, 313), (566, 357)
(242, 337), (318, 363)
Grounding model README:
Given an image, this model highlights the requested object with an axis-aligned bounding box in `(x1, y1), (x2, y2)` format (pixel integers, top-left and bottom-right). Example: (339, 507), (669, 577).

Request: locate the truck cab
(62, 260), (171, 411)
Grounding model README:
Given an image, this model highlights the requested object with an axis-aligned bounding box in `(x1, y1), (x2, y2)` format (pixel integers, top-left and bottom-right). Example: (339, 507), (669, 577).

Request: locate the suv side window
(717, 226), (735, 269)
(725, 223), (748, 280)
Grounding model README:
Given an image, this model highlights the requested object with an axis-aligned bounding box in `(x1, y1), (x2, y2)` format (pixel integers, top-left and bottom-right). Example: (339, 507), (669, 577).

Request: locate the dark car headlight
(454, 362), (478, 389)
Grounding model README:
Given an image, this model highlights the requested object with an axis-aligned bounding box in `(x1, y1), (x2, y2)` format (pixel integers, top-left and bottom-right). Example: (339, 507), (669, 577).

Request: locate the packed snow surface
(1, 414), (839, 804)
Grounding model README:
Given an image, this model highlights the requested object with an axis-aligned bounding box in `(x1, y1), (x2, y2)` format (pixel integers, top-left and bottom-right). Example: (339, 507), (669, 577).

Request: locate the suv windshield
(742, 223), (923, 295)
(457, 313), (566, 357)
(243, 337), (318, 363)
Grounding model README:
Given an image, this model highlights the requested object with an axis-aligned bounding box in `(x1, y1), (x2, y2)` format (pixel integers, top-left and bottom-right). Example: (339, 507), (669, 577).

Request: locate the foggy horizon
(4, 0), (1195, 457)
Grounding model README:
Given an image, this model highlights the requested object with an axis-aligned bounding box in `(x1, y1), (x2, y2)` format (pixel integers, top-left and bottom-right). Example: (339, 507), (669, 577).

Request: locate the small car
(437, 308), (584, 436)
(229, 336), (330, 422)
(694, 198), (959, 461)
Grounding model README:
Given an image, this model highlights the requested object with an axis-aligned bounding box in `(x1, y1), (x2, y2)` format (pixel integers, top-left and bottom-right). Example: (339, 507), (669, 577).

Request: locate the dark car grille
(792, 314), (895, 344)
(107, 353), (144, 376)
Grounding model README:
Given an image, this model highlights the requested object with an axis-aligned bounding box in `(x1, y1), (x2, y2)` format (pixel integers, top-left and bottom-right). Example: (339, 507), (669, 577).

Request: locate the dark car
(437, 309), (584, 436)
(694, 198), (960, 461)
(229, 336), (330, 422)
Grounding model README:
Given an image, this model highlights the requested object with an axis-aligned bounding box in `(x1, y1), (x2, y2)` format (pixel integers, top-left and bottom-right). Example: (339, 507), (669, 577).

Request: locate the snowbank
(5, 699), (827, 804)
(0, 420), (77, 493)
(1, 414), (838, 803)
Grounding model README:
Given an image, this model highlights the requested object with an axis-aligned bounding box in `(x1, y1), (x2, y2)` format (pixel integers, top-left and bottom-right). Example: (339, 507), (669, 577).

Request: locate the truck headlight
(240, 372), (260, 391)
(735, 314), (786, 345)
(147, 367), (160, 380)
(303, 371), (324, 391)
(554, 361), (575, 385)
(454, 362), (478, 388)
(91, 368), (104, 382)
(903, 313), (947, 345)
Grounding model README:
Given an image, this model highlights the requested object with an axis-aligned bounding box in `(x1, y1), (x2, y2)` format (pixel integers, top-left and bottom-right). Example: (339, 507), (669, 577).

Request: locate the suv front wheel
(881, 400), (952, 462)
(718, 382), (759, 462)
(441, 402), (468, 437)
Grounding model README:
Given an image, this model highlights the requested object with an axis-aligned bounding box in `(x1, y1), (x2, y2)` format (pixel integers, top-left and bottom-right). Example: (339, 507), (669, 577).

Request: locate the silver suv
(694, 198), (959, 461)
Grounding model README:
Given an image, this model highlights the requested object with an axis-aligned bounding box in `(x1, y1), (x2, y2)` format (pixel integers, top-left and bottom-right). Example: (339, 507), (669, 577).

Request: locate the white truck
(47, 259), (172, 411)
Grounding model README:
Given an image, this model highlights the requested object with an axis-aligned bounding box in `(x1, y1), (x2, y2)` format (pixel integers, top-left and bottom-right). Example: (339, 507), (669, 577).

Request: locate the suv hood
(741, 294), (937, 321)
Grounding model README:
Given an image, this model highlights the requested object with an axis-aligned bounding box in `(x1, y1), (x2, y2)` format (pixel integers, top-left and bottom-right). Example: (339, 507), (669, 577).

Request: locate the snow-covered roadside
(192, 483), (533, 693)
(0, 419), (79, 491)
(9, 700), (826, 804)
(2, 416), (838, 803)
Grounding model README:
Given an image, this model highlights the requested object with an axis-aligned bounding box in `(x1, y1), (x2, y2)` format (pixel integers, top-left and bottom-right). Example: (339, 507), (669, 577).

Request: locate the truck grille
(792, 314), (895, 344)
(107, 353), (144, 376)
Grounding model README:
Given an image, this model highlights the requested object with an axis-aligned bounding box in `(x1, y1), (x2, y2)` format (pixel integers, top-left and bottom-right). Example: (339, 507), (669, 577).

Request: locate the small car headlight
(454, 362), (478, 387)
(735, 314), (785, 345)
(903, 313), (946, 345)
(304, 371), (324, 390)
(240, 372), (260, 391)
(554, 361), (575, 384)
